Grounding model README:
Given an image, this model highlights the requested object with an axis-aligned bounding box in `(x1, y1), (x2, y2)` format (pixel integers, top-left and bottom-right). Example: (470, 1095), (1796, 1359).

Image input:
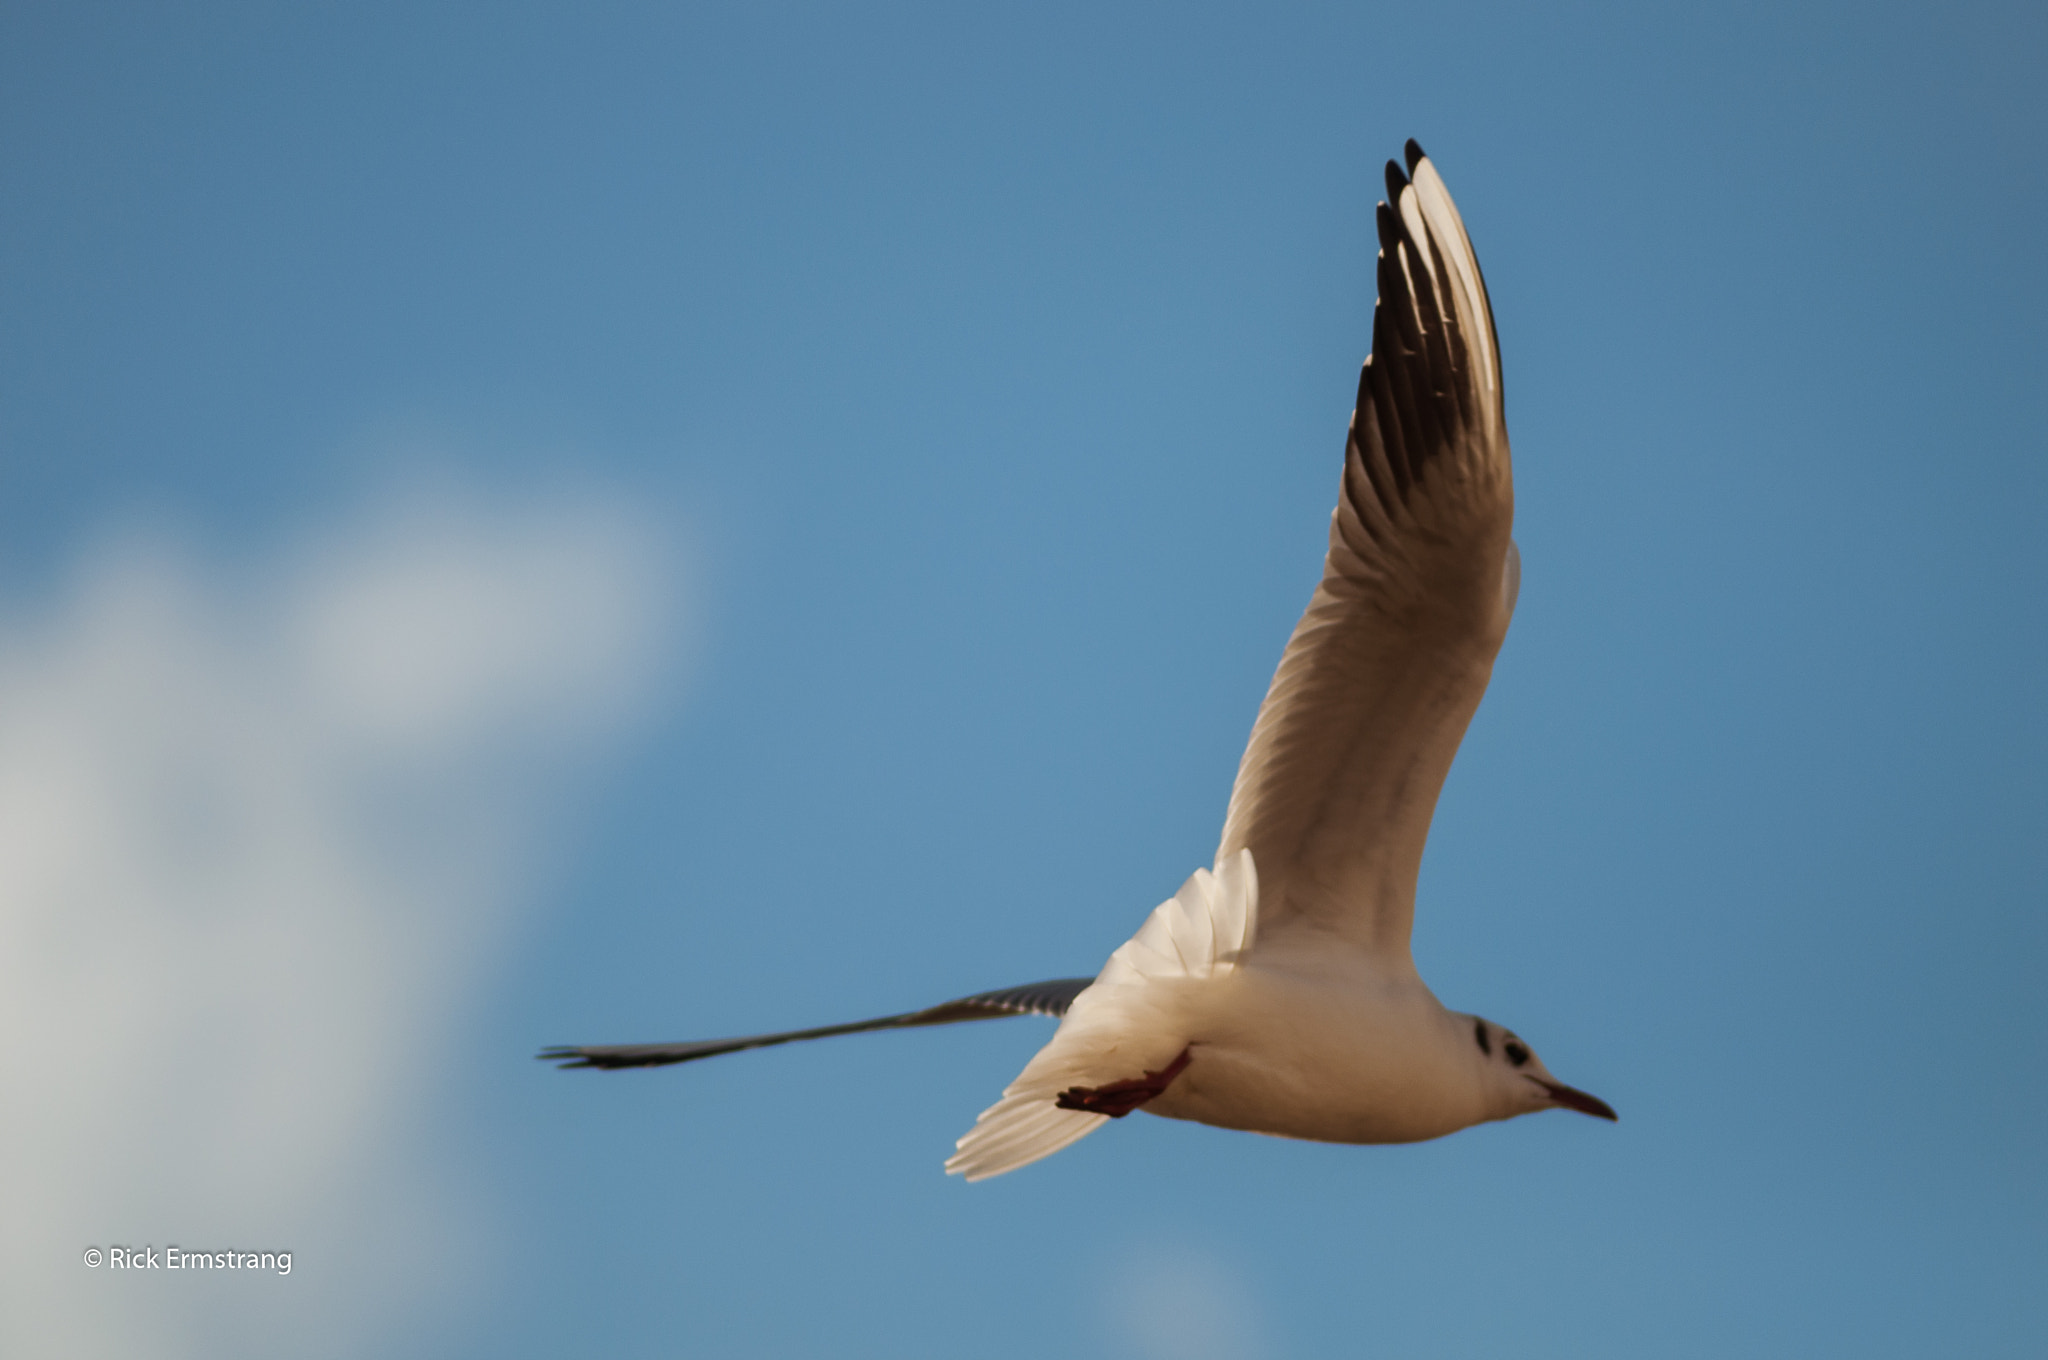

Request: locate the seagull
(543, 139), (1616, 1180)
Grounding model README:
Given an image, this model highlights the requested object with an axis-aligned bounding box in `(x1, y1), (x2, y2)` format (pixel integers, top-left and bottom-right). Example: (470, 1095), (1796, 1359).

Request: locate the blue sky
(4, 3), (2044, 1356)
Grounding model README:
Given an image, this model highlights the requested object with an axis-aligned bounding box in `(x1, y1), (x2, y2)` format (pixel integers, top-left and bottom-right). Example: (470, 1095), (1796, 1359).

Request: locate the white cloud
(1104, 1238), (1272, 1360)
(0, 487), (677, 1358)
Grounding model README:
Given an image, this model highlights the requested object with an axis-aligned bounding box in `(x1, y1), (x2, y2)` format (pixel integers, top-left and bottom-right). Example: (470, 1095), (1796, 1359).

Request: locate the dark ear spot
(1472, 1018), (1491, 1056)
(1504, 1040), (1530, 1068)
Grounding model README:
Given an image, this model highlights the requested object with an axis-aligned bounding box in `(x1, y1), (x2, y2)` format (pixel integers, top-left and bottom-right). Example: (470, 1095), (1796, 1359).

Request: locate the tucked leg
(1055, 1047), (1193, 1118)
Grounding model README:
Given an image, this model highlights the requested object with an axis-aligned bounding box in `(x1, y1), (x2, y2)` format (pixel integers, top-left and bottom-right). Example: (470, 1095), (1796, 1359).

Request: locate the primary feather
(1215, 140), (1515, 960)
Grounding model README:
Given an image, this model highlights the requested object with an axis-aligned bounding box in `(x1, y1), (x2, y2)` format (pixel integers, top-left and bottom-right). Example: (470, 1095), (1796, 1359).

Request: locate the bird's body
(1125, 955), (1494, 1146)
(545, 139), (1616, 1179)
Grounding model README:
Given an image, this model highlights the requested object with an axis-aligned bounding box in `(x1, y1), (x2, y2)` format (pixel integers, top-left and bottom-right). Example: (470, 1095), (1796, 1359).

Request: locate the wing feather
(539, 977), (1093, 1070)
(1216, 142), (1514, 959)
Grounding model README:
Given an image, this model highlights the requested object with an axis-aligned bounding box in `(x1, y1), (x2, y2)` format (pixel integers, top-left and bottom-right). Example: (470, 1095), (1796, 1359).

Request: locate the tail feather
(946, 1093), (1107, 1182)
(946, 852), (1260, 1181)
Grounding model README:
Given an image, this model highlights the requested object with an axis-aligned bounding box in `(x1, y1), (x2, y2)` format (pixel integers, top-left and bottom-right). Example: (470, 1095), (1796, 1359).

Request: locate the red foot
(1055, 1047), (1193, 1118)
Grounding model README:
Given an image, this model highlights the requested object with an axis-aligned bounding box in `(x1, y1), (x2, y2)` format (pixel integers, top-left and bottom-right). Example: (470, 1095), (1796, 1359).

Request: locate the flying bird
(542, 140), (1616, 1180)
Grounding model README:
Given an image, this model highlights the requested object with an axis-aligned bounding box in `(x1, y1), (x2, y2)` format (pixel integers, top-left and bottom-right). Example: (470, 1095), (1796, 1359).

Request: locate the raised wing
(539, 977), (1093, 1070)
(1217, 141), (1515, 960)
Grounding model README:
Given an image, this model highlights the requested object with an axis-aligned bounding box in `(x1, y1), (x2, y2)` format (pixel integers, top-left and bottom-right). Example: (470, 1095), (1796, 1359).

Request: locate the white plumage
(946, 852), (1257, 1180)
(944, 141), (1613, 1179)
(544, 141), (1615, 1179)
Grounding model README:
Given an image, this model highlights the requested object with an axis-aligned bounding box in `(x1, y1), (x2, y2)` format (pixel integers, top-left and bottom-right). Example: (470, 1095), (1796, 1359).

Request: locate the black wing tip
(1374, 200), (1401, 253)
(538, 1045), (599, 1069)
(1384, 158), (1409, 204)
(1405, 138), (1427, 173)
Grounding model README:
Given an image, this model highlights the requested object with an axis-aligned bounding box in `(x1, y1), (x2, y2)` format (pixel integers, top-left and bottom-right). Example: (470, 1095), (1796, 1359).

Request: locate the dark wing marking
(1215, 140), (1514, 958)
(538, 977), (1094, 1071)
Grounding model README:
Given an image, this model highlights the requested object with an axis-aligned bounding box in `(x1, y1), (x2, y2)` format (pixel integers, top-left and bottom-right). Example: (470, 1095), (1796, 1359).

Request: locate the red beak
(1535, 1079), (1618, 1121)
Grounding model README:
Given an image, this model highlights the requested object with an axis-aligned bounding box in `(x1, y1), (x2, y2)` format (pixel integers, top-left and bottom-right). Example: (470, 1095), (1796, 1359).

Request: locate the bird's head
(1467, 1016), (1617, 1123)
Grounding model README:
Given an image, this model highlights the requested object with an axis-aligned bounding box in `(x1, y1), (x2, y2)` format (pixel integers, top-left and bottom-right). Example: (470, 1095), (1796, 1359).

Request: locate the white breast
(1139, 955), (1492, 1145)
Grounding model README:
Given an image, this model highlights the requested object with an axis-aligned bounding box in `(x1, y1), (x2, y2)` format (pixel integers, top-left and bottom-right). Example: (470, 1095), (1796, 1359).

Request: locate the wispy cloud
(1105, 1238), (1271, 1360)
(0, 486), (678, 1357)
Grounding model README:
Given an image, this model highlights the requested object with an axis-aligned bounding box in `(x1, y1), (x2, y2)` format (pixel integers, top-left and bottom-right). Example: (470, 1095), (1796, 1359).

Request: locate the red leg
(1055, 1047), (1193, 1118)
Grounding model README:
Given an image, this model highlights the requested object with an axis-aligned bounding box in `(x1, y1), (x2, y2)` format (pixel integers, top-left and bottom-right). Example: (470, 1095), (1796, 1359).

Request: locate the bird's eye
(1504, 1040), (1530, 1068)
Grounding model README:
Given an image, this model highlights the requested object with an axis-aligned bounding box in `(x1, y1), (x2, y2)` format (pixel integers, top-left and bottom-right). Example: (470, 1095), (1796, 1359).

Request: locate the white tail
(946, 851), (1259, 1181)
